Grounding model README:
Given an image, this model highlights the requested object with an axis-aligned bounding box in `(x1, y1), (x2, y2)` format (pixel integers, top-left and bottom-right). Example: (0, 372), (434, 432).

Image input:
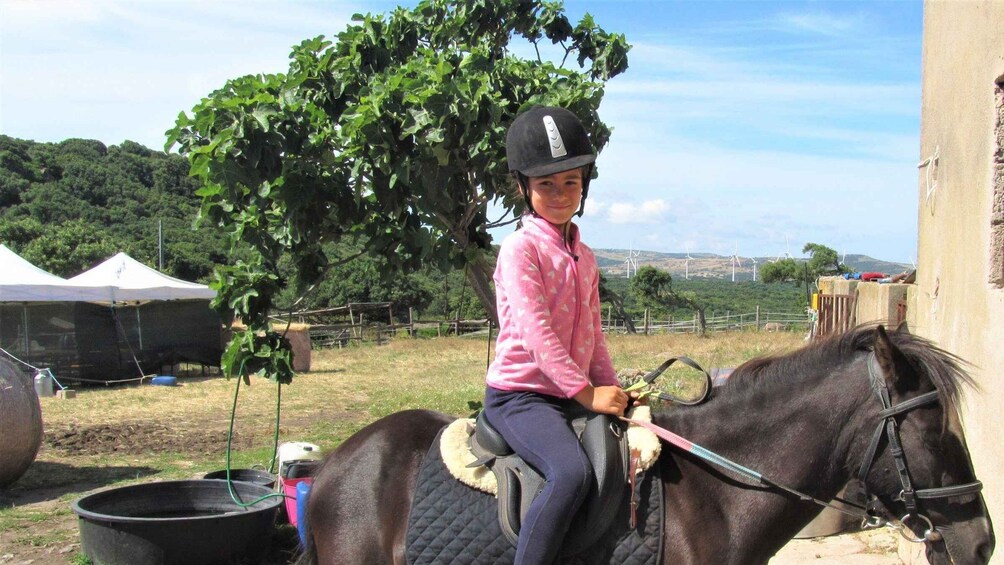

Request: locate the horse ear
(894, 320), (910, 334)
(873, 325), (920, 391)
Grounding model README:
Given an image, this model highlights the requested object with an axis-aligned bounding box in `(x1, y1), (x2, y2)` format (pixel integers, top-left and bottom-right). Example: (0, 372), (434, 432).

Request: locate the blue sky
(0, 0), (924, 263)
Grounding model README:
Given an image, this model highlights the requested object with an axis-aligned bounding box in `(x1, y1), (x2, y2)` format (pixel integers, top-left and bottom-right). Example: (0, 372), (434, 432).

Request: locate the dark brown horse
(296, 326), (994, 564)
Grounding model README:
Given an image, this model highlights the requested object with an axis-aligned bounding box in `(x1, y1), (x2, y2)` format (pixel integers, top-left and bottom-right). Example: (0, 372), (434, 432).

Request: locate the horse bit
(852, 354), (985, 543)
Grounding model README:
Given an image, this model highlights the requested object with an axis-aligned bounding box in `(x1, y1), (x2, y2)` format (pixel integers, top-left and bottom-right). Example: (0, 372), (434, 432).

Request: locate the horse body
(299, 327), (994, 565)
(306, 409), (453, 564)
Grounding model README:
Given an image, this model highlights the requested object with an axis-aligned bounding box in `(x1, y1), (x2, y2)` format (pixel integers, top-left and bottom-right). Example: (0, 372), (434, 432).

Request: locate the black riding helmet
(506, 106), (596, 217)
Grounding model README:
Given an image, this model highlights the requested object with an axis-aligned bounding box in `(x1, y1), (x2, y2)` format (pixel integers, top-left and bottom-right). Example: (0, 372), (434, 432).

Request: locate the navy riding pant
(483, 386), (593, 565)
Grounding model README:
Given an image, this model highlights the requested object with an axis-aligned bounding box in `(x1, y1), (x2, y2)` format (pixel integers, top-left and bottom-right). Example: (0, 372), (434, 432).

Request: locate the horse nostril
(977, 539), (994, 563)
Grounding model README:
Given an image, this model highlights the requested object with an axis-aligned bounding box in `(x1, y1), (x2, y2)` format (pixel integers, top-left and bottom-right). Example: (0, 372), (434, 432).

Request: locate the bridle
(854, 353), (984, 542)
(624, 351), (986, 546)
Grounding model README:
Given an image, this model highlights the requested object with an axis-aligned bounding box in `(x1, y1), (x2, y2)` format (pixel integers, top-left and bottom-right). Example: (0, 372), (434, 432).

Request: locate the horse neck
(661, 354), (876, 497)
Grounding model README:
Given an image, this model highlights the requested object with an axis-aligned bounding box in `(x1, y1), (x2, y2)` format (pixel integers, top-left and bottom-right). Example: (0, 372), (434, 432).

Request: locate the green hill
(0, 135), (227, 280)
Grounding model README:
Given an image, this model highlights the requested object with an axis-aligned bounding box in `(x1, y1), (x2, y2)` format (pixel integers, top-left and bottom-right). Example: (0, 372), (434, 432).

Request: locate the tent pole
(135, 306), (144, 351)
(23, 305), (29, 356)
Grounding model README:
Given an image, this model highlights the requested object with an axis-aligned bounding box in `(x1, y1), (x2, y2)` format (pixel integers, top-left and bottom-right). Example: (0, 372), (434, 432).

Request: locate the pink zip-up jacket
(486, 214), (619, 398)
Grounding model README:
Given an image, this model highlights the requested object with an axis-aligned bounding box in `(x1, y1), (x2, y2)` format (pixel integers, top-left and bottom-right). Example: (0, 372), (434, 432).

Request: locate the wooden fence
(815, 293), (856, 338)
(271, 303), (493, 347)
(272, 303), (811, 348)
(604, 307), (811, 335)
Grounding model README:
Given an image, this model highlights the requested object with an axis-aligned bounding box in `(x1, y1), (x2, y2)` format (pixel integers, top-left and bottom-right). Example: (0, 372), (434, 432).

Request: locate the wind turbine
(751, 257), (758, 282)
(773, 235), (795, 262)
(623, 245), (640, 278)
(685, 247), (693, 280)
(730, 243), (742, 283)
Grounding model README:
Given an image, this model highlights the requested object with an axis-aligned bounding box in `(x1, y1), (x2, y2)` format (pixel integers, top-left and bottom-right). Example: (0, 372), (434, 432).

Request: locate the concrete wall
(816, 277), (905, 327)
(857, 283), (908, 327)
(908, 2), (1004, 561)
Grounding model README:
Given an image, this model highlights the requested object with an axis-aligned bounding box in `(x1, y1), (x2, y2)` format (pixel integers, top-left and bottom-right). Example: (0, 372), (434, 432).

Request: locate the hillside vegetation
(0, 135), (227, 280)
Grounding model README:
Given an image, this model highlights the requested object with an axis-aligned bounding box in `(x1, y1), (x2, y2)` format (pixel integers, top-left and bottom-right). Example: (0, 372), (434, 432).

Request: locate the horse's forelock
(880, 328), (975, 422)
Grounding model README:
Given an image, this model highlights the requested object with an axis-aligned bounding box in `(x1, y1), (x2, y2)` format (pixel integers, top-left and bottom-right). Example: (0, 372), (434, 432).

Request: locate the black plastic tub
(72, 480), (282, 565)
(203, 468), (276, 489)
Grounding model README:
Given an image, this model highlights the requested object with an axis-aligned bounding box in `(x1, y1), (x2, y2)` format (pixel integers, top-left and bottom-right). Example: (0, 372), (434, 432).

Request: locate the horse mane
(721, 325), (974, 411)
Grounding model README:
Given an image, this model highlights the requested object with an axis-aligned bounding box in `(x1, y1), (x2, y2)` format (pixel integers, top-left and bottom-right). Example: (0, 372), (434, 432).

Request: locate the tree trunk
(696, 307), (707, 336)
(600, 286), (636, 334)
(465, 251), (498, 326)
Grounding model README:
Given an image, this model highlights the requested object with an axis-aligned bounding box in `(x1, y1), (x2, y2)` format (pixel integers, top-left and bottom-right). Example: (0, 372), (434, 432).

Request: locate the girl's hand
(627, 389), (648, 407)
(624, 380), (651, 406)
(574, 385), (629, 416)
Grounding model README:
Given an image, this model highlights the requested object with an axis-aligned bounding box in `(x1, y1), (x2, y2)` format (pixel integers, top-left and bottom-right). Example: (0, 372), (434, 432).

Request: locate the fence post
(644, 308), (650, 335)
(756, 305), (760, 331)
(409, 308), (415, 338)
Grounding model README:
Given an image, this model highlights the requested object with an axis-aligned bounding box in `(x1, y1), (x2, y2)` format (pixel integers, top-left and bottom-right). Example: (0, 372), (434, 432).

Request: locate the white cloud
(0, 0), (362, 147)
(604, 199), (671, 225)
(776, 11), (868, 38)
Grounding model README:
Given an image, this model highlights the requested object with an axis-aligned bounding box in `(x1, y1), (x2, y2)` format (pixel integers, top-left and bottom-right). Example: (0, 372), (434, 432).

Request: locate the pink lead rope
(620, 416), (764, 485)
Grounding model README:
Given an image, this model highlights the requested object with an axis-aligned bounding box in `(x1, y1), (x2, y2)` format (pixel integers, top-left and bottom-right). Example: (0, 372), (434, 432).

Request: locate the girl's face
(526, 168), (584, 226)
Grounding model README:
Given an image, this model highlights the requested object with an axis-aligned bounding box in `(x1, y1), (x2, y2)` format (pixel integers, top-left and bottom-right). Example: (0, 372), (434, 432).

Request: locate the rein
(619, 416), (877, 524)
(622, 351), (984, 544)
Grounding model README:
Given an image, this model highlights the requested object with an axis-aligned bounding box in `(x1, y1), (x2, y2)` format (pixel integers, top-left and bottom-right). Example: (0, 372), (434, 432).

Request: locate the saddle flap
(471, 410), (630, 554)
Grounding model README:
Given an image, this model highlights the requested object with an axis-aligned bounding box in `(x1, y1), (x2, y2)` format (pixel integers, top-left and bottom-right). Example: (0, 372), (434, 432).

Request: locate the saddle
(468, 407), (630, 554)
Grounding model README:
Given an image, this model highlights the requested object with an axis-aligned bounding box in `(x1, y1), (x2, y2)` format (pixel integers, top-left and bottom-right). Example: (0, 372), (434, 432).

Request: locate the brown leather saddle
(468, 406), (630, 554)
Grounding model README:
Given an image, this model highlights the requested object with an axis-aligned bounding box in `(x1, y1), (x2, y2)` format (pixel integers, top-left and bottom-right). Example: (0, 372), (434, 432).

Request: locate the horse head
(858, 325), (994, 564)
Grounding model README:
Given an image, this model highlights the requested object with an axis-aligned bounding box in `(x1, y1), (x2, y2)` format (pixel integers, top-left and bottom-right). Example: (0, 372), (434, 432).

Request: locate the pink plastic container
(281, 476), (313, 527)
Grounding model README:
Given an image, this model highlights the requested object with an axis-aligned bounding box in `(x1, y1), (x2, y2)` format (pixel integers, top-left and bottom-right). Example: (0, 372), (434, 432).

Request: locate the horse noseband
(856, 354), (983, 542)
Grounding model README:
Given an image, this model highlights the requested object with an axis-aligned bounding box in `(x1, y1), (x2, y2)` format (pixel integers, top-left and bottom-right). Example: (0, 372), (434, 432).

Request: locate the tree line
(0, 135), (229, 280)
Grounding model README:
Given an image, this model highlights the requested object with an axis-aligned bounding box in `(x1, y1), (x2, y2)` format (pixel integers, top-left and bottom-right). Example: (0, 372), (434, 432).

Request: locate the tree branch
(486, 214), (519, 230)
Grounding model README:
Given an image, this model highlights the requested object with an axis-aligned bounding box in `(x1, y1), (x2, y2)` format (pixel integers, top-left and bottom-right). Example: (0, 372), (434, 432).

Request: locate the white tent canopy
(66, 252), (216, 302)
(0, 244), (111, 302)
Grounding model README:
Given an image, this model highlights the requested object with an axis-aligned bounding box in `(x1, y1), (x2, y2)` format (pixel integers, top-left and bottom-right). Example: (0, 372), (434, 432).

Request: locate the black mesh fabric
(0, 300), (221, 383)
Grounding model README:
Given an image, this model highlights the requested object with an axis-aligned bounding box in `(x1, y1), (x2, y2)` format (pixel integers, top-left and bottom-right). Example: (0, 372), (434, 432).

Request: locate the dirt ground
(43, 421), (253, 456)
